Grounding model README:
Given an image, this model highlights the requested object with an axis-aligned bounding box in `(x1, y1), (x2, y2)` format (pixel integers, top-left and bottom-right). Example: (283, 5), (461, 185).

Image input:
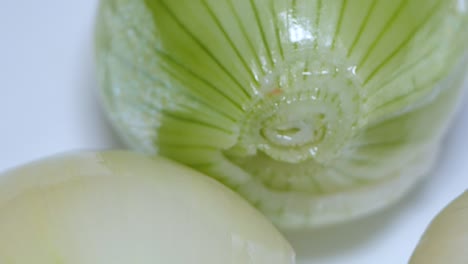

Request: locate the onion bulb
(0, 151), (295, 263)
(95, 0), (468, 228)
(410, 191), (468, 264)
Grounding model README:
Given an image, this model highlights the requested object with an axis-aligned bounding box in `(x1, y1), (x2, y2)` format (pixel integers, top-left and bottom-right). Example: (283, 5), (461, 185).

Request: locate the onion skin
(0, 151), (295, 264)
(410, 191), (468, 264)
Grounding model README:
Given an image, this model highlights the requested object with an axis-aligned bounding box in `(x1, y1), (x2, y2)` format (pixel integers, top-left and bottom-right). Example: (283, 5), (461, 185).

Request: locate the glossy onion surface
(0, 151), (295, 263)
(96, 0), (468, 228)
(410, 191), (468, 264)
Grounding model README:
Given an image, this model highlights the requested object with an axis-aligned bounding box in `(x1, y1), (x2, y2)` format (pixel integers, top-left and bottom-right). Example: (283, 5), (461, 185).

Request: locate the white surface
(0, 1), (467, 263)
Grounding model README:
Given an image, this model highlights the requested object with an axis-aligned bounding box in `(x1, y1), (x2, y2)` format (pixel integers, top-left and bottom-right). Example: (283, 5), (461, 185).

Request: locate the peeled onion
(0, 151), (295, 263)
(410, 191), (468, 264)
(95, 0), (468, 228)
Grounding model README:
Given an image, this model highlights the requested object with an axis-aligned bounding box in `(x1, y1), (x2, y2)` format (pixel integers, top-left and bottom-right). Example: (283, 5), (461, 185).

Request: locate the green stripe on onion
(95, 0), (468, 228)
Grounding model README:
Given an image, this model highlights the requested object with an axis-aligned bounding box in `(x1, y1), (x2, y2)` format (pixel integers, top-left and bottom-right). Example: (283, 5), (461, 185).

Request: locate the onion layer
(410, 191), (468, 264)
(95, 0), (468, 228)
(0, 151), (295, 263)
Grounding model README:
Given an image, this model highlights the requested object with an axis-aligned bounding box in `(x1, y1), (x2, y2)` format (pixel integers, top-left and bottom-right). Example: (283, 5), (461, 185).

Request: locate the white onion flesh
(410, 191), (468, 264)
(0, 151), (295, 264)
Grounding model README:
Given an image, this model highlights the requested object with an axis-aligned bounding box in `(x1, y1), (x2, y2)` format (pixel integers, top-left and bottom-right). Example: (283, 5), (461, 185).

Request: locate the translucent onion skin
(0, 151), (295, 264)
(410, 191), (468, 264)
(95, 0), (468, 228)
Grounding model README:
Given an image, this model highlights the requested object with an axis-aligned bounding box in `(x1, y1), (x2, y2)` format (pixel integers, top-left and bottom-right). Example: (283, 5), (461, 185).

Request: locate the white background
(0, 1), (467, 263)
